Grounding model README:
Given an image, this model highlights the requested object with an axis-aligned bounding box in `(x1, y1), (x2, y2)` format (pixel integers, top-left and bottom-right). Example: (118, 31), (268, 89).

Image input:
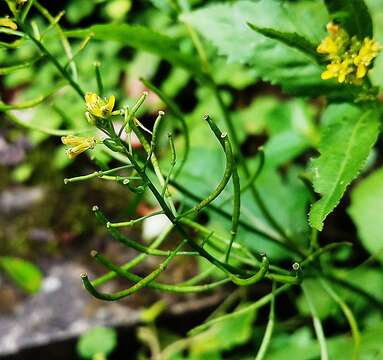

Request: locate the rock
(0, 136), (26, 166)
(0, 187), (45, 215)
(0, 262), (141, 357)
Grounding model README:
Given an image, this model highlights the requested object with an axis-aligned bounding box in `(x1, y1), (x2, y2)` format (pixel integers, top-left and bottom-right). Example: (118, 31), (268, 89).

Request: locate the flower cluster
(317, 22), (381, 84)
(61, 92), (116, 159)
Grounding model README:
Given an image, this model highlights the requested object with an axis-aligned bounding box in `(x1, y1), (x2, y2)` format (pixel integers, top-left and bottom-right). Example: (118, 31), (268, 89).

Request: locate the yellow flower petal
(356, 64), (367, 78)
(0, 17), (17, 30)
(321, 70), (335, 80)
(84, 93), (115, 119)
(62, 136), (98, 159)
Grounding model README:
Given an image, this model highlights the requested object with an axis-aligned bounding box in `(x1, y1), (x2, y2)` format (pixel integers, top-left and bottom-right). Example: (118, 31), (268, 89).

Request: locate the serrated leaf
(348, 167), (383, 264)
(324, 0), (373, 39)
(248, 23), (321, 63)
(0, 257), (42, 294)
(183, 0), (356, 97)
(309, 103), (380, 231)
(66, 24), (206, 81)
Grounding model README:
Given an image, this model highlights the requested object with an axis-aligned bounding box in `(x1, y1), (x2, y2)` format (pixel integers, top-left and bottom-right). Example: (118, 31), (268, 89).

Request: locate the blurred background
(1, 0), (383, 359)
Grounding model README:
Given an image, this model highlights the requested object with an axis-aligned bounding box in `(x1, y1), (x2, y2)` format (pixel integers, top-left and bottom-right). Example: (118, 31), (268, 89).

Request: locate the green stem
(0, 82), (65, 111)
(119, 92), (148, 136)
(189, 284), (291, 336)
(319, 278), (360, 360)
(177, 115), (233, 218)
(82, 240), (187, 300)
(169, 179), (303, 256)
(140, 77), (189, 176)
(255, 282), (276, 360)
(212, 85), (292, 244)
(34, 1), (78, 81)
(227, 256), (269, 286)
(106, 210), (164, 228)
(64, 165), (133, 184)
(116, 138), (253, 278)
(131, 113), (176, 214)
(226, 165), (240, 263)
(94, 62), (103, 96)
(302, 282), (328, 360)
(92, 207), (197, 257)
(92, 225), (173, 287)
(4, 111), (89, 136)
(21, 24), (84, 98)
(321, 273), (383, 311)
(92, 251), (230, 294)
(161, 132), (176, 197)
(20, 0), (35, 23)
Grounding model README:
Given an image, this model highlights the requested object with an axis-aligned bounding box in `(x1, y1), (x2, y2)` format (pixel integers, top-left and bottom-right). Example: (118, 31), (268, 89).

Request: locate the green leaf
(0, 257), (42, 294)
(297, 279), (335, 320)
(324, 0), (373, 39)
(348, 167), (383, 264)
(183, 0), (355, 97)
(309, 103), (380, 231)
(189, 304), (256, 355)
(247, 23), (321, 63)
(77, 327), (117, 359)
(66, 24), (206, 81)
(66, 0), (96, 24)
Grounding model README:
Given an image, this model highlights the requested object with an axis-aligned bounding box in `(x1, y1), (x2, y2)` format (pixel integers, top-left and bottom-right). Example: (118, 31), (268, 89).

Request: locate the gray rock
(0, 262), (141, 357)
(0, 187), (45, 215)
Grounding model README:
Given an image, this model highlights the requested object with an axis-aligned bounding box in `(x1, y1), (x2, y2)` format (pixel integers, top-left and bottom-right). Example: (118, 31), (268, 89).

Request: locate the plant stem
(302, 282), (328, 360)
(319, 278), (360, 360)
(212, 85), (293, 244)
(255, 282), (276, 360)
(82, 240), (188, 300)
(106, 210), (164, 228)
(34, 1), (78, 81)
(92, 250), (230, 294)
(169, 179), (304, 256)
(92, 225), (174, 287)
(140, 78), (190, 176)
(21, 24), (84, 98)
(189, 283), (291, 336)
(64, 164), (134, 183)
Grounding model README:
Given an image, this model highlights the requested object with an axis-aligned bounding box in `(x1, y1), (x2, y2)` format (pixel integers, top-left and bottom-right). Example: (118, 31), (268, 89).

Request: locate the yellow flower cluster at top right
(317, 22), (381, 85)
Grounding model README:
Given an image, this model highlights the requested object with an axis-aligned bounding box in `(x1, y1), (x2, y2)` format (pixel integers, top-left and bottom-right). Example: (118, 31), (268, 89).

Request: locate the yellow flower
(61, 135), (98, 159)
(318, 22), (380, 85)
(353, 38), (381, 78)
(85, 92), (115, 119)
(317, 22), (348, 60)
(321, 58), (353, 83)
(0, 17), (17, 30)
(326, 22), (340, 35)
(317, 36), (338, 57)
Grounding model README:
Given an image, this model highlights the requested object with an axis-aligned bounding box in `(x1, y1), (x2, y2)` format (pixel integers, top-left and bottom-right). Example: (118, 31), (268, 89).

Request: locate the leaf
(348, 167), (383, 264)
(189, 304), (256, 355)
(266, 322), (383, 360)
(324, 0), (373, 39)
(77, 327), (117, 359)
(183, 0), (356, 97)
(309, 103), (380, 231)
(66, 24), (206, 81)
(247, 23), (321, 63)
(66, 0), (96, 24)
(297, 279), (335, 320)
(0, 257), (42, 294)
